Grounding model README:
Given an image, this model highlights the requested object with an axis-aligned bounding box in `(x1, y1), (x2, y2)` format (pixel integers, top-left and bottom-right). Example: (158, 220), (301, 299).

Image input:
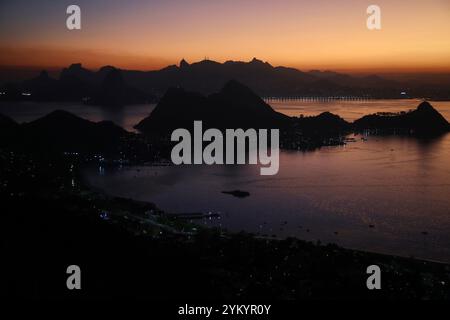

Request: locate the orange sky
(1, 0), (449, 73)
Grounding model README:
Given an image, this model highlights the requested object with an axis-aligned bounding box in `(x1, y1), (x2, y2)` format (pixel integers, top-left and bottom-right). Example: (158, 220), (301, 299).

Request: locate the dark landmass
(222, 190), (251, 198)
(0, 110), (165, 163)
(354, 101), (450, 135)
(287, 111), (352, 149)
(2, 59), (450, 103)
(135, 80), (290, 133)
(0, 65), (156, 106)
(21, 110), (127, 154)
(88, 67), (151, 107)
(294, 111), (350, 134)
(0, 109), (129, 156)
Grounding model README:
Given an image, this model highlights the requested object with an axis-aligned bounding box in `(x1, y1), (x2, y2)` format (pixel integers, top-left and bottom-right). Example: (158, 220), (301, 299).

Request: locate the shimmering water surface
(83, 133), (450, 263)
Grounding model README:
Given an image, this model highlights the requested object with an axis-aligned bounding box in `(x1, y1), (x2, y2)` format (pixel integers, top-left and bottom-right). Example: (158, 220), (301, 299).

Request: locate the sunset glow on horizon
(1, 0), (449, 73)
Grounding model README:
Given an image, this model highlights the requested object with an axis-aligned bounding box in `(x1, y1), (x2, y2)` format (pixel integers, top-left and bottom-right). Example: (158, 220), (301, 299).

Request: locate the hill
(20, 110), (129, 154)
(135, 80), (291, 133)
(353, 101), (450, 135)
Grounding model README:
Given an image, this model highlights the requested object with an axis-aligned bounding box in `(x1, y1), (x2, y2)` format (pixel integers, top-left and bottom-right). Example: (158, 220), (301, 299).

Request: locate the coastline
(81, 162), (450, 266)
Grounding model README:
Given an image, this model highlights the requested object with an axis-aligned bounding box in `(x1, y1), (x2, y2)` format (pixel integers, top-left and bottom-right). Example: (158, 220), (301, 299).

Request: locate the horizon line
(2, 57), (450, 76)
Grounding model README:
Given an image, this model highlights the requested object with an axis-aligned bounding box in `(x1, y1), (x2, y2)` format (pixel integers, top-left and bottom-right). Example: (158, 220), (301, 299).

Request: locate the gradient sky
(1, 0), (449, 73)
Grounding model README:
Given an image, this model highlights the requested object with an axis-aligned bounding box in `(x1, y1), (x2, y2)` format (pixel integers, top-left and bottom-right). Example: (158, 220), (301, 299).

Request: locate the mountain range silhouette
(2, 58), (450, 103)
(55, 58), (401, 98)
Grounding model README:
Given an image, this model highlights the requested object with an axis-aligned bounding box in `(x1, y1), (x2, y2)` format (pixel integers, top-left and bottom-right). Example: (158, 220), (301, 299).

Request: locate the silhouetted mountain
(353, 101), (450, 135)
(21, 110), (128, 154)
(22, 71), (60, 101)
(294, 112), (350, 135)
(1, 64), (156, 105)
(94, 68), (150, 106)
(118, 58), (408, 98)
(20, 65), (94, 101)
(60, 63), (97, 85)
(4, 58), (425, 102)
(135, 80), (290, 134)
(179, 59), (190, 69)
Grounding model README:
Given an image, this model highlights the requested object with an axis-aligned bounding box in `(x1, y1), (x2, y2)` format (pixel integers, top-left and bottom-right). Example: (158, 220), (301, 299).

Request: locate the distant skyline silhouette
(3, 58), (450, 100)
